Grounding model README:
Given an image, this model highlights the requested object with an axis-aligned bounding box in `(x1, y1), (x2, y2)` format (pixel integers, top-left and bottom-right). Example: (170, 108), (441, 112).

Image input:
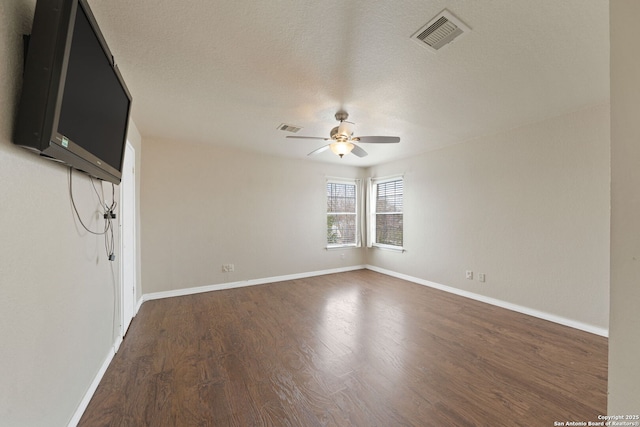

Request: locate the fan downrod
(335, 111), (349, 122)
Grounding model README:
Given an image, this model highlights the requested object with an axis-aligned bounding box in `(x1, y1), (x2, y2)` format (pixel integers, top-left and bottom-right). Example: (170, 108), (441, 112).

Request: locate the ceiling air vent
(277, 123), (302, 133)
(411, 9), (470, 53)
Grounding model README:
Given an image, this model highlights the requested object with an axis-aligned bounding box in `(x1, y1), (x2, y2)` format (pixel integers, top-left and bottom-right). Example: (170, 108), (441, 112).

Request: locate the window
(326, 180), (358, 247)
(371, 177), (403, 248)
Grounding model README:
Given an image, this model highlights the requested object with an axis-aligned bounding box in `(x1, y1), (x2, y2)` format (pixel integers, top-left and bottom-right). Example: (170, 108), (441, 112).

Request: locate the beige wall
(0, 1), (142, 425)
(142, 104), (610, 333)
(140, 138), (365, 294)
(609, 0), (640, 413)
(366, 104), (610, 332)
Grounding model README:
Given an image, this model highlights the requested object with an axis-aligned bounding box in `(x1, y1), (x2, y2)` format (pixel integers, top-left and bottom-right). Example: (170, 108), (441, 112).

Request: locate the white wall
(366, 104), (610, 332)
(0, 1), (142, 425)
(140, 138), (365, 294)
(609, 0), (640, 413)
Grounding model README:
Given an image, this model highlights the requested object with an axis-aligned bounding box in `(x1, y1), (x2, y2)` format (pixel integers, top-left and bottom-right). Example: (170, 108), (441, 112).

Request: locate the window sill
(326, 244), (358, 250)
(371, 244), (405, 253)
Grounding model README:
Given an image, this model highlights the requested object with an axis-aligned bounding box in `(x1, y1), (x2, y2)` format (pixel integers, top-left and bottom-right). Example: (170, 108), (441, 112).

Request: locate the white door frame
(120, 141), (136, 337)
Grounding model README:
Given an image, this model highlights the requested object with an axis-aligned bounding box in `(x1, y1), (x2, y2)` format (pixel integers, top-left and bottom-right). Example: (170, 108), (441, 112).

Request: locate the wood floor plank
(79, 270), (607, 426)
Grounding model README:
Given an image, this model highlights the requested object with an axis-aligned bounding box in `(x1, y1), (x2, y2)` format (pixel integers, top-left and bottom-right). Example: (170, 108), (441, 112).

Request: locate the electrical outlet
(222, 264), (235, 272)
(466, 270), (473, 280)
(478, 273), (486, 282)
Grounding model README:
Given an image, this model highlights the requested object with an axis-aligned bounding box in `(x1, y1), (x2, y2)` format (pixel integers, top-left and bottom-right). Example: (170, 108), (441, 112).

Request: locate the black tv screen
(14, 0), (132, 184)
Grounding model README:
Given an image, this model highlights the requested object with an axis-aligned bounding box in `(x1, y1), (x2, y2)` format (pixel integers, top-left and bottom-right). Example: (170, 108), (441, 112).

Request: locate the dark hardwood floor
(79, 270), (607, 426)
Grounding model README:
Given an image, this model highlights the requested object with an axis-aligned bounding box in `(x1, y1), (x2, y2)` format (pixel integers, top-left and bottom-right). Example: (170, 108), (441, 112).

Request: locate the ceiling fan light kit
(285, 111), (400, 159)
(330, 141), (354, 158)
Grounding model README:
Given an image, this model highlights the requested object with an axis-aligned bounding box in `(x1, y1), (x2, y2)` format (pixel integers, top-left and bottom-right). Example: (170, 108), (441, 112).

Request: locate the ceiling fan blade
(351, 144), (368, 157)
(286, 136), (329, 140)
(355, 136), (400, 144)
(308, 144), (331, 156)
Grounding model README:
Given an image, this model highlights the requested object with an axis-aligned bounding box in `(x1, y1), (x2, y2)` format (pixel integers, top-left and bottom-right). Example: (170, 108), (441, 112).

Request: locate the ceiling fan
(286, 111), (400, 158)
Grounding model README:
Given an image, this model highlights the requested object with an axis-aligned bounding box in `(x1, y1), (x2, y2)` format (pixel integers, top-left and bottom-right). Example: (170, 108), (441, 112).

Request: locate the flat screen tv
(14, 0), (132, 184)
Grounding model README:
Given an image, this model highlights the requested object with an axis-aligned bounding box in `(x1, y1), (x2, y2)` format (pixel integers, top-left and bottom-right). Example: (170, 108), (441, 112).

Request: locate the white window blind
(373, 178), (403, 247)
(327, 180), (357, 247)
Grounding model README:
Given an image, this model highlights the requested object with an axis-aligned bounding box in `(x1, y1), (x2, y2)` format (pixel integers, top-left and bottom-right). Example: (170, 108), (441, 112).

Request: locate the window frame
(325, 178), (360, 249)
(369, 175), (404, 251)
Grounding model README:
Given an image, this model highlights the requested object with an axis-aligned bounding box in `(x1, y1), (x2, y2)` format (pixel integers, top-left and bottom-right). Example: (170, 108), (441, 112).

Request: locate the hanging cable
(68, 167), (117, 261)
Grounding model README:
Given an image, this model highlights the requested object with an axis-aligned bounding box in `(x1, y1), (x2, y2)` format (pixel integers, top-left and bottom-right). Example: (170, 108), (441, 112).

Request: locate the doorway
(120, 141), (136, 336)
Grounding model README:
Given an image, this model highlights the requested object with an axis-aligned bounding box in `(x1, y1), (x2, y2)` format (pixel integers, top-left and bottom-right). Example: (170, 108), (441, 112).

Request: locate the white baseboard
(365, 265), (608, 337)
(67, 339), (120, 427)
(69, 263), (606, 425)
(142, 264), (608, 337)
(134, 296), (144, 316)
(142, 265), (366, 303)
(113, 335), (123, 354)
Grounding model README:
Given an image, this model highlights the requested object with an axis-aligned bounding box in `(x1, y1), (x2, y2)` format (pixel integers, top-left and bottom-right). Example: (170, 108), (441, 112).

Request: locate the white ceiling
(88, 0), (610, 167)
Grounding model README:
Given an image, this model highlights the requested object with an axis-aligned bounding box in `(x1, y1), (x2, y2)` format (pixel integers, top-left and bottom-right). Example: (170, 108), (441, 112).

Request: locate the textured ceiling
(87, 0), (609, 166)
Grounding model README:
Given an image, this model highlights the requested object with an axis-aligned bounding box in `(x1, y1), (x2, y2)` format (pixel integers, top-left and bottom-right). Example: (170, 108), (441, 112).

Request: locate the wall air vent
(411, 9), (470, 53)
(277, 123), (302, 133)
